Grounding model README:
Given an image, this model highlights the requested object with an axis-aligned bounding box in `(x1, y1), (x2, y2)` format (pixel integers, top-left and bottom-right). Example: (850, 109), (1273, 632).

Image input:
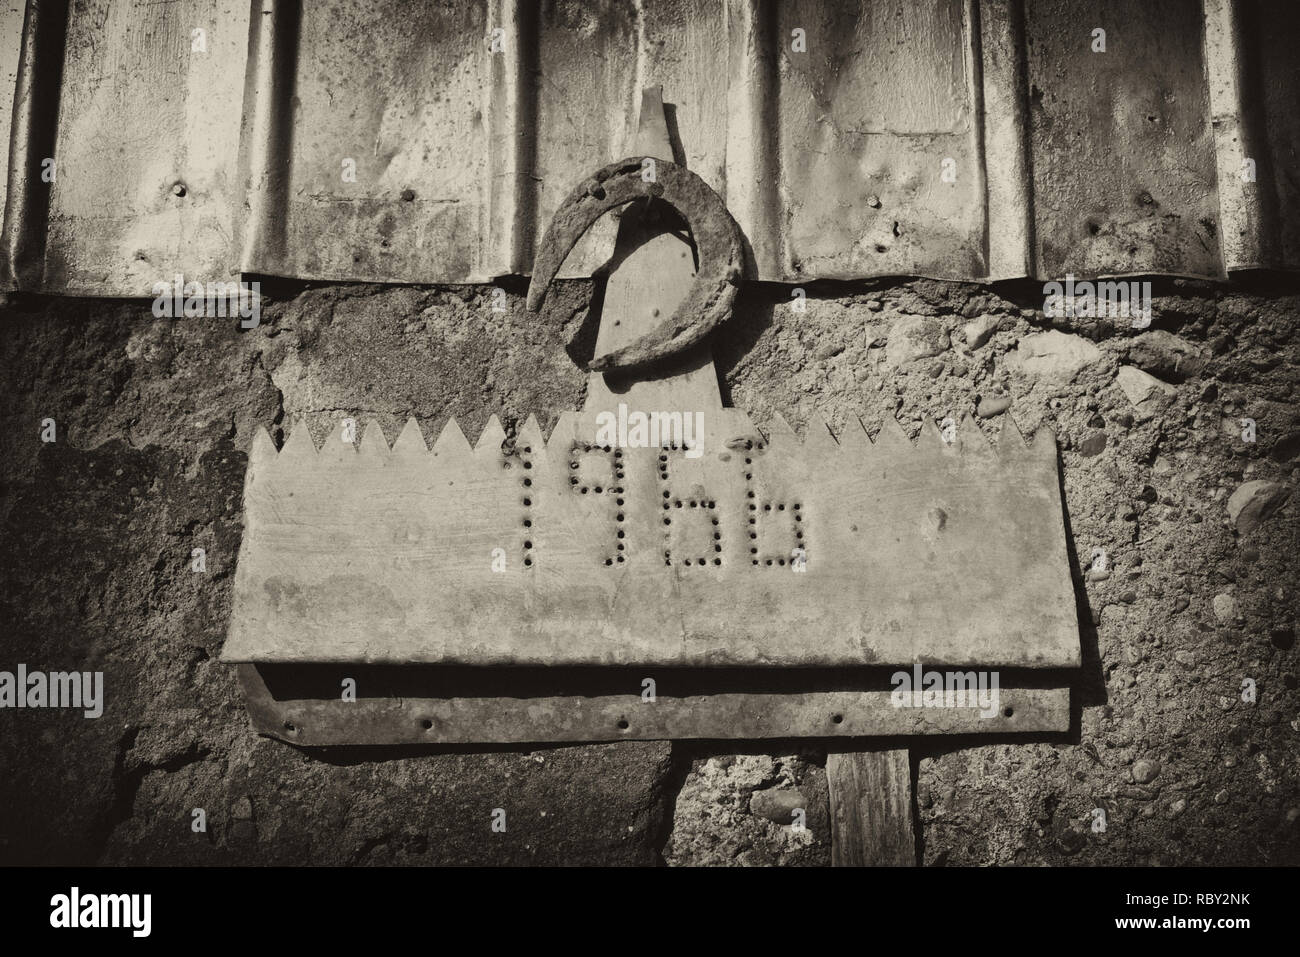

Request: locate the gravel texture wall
(0, 273), (1295, 865)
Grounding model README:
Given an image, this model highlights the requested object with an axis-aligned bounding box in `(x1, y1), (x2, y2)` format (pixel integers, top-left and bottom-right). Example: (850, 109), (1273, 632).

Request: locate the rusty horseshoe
(526, 157), (745, 374)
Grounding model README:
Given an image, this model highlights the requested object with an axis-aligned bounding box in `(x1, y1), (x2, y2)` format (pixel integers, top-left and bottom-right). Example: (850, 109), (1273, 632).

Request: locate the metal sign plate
(223, 410), (1078, 669)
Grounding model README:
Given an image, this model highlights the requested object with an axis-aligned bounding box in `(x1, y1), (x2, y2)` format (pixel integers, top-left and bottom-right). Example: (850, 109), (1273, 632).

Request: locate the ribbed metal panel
(2, 0), (1296, 295)
(3, 0), (249, 294)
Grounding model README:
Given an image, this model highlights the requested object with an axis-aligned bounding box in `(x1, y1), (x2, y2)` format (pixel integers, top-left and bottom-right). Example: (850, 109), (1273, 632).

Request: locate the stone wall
(0, 274), (1295, 865)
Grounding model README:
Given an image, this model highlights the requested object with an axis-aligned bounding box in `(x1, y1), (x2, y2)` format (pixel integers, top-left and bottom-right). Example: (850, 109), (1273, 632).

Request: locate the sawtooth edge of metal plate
(239, 665), (1071, 745)
(223, 410), (1080, 669)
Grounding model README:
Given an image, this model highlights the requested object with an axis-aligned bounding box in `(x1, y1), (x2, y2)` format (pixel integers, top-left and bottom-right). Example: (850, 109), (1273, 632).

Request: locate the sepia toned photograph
(0, 0), (1294, 935)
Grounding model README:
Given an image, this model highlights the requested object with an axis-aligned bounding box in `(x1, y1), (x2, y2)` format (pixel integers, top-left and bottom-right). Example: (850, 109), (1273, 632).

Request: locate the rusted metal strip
(239, 664), (1070, 745)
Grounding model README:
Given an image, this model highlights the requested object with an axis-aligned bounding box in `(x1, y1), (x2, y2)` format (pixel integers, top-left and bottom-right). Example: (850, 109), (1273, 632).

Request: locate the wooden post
(827, 749), (916, 866)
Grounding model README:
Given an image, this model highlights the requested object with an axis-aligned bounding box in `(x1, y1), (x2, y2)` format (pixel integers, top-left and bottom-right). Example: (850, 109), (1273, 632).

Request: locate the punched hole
(831, 713), (843, 724)
(616, 718), (629, 730)
(420, 719), (433, 730)
(1003, 706), (1014, 718)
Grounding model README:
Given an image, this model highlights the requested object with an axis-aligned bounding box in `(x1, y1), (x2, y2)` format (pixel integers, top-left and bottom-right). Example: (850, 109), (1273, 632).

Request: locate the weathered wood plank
(827, 749), (915, 867)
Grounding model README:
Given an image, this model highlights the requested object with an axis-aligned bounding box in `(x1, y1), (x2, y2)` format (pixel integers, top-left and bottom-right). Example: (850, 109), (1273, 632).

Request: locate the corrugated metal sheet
(768, 0), (986, 279)
(1026, 0), (1221, 279)
(0, 1), (23, 225)
(3, 0), (1297, 295)
(4, 0), (248, 295)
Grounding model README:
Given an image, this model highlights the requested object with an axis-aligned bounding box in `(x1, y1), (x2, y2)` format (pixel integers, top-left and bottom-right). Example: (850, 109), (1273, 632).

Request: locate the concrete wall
(0, 274), (1295, 864)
